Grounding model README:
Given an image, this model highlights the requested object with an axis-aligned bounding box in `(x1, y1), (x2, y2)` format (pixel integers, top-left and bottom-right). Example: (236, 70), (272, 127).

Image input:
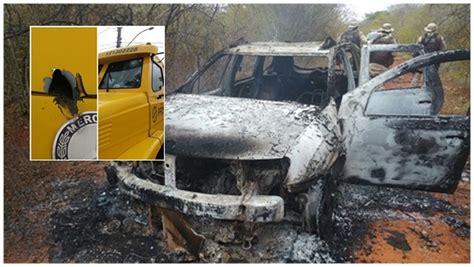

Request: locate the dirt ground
(3, 68), (471, 262)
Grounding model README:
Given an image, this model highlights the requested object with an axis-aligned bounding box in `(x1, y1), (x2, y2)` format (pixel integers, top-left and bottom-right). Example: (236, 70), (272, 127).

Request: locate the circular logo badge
(53, 111), (98, 160)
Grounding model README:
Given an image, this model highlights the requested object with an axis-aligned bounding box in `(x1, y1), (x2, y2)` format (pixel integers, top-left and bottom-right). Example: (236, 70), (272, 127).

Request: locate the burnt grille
(175, 156), (290, 196)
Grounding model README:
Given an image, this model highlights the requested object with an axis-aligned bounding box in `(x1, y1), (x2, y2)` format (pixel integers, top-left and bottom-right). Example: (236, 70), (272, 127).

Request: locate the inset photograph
(30, 27), (98, 160)
(98, 26), (165, 160)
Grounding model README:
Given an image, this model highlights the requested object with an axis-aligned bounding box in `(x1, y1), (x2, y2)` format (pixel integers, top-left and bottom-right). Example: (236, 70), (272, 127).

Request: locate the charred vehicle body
(107, 42), (469, 240)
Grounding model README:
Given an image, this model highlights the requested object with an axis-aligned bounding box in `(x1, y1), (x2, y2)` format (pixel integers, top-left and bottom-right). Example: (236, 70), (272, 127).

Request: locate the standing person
(338, 23), (367, 48)
(369, 23), (396, 76)
(416, 23), (447, 53)
(411, 23), (447, 86)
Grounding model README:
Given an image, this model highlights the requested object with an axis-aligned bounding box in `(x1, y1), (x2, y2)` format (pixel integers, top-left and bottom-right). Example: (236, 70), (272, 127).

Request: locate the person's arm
(440, 35), (447, 50)
(416, 36), (423, 45)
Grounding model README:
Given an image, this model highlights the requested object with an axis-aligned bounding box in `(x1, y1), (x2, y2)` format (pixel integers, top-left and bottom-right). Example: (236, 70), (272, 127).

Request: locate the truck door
(148, 57), (165, 138)
(339, 50), (470, 193)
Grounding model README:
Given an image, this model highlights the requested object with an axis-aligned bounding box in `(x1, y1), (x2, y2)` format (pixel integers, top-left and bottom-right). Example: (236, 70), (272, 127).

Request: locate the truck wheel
(105, 165), (118, 185)
(302, 177), (336, 240)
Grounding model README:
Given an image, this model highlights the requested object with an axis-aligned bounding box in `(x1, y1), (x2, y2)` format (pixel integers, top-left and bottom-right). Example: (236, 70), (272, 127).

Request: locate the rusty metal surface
(160, 207), (205, 258)
(165, 93), (324, 160)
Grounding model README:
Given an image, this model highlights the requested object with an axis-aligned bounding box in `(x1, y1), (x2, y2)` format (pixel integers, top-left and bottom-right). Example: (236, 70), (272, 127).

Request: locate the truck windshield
(99, 58), (143, 89)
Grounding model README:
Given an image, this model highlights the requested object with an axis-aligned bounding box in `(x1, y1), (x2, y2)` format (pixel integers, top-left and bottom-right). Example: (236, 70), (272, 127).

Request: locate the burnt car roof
(225, 42), (329, 56)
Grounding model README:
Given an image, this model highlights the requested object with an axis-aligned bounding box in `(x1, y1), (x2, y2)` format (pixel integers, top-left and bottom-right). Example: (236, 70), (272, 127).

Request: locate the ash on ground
(48, 171), (470, 263)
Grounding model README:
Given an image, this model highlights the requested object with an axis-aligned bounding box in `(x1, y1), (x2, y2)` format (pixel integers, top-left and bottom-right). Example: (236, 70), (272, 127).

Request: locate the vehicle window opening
(231, 55), (332, 107)
(365, 59), (469, 116)
(99, 58), (143, 89)
(192, 55), (232, 94)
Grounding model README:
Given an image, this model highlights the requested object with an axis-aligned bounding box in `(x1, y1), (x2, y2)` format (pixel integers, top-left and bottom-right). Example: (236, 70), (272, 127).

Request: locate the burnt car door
(326, 44), (360, 106)
(339, 49), (469, 193)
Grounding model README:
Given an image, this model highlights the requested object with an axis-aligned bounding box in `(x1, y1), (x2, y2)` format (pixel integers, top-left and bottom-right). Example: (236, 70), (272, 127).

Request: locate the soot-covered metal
(340, 49), (470, 192)
(108, 44), (469, 250)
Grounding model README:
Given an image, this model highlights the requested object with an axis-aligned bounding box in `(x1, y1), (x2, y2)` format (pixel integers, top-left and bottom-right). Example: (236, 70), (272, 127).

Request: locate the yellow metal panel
(31, 94), (96, 159)
(99, 44), (159, 63)
(115, 136), (162, 160)
(31, 27), (97, 95)
(31, 27), (97, 160)
(98, 92), (150, 159)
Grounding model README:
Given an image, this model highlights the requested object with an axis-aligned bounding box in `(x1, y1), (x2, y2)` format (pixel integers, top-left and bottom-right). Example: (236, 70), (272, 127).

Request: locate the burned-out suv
(107, 42), (469, 239)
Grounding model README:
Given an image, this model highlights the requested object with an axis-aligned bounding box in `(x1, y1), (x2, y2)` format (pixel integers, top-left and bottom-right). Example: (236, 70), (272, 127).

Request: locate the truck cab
(98, 44), (165, 160)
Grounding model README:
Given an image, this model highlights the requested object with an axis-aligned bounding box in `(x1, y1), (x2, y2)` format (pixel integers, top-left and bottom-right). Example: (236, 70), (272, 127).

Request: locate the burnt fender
(284, 99), (341, 192)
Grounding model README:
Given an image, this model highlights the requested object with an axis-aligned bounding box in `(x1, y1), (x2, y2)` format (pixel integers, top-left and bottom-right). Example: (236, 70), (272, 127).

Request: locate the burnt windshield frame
(99, 57), (144, 90)
(193, 54), (232, 94)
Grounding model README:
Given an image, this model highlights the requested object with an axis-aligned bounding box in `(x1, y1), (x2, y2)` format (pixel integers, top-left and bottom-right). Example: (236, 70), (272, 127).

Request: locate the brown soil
(355, 217), (469, 263)
(4, 105), (106, 262)
(353, 181), (470, 263)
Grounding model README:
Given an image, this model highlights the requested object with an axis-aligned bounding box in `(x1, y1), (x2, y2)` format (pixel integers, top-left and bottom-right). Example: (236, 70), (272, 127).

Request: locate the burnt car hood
(165, 94), (323, 160)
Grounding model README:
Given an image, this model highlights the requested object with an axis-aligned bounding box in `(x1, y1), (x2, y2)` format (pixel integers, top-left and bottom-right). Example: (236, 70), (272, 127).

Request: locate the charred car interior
(177, 42), (361, 107)
(106, 42), (470, 258)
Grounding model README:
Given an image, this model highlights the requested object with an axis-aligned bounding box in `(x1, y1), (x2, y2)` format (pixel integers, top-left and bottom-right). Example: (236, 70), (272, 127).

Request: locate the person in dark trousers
(337, 23), (367, 48)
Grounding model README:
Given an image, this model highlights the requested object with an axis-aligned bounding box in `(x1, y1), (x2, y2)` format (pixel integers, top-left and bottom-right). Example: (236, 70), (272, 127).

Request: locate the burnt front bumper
(111, 162), (284, 223)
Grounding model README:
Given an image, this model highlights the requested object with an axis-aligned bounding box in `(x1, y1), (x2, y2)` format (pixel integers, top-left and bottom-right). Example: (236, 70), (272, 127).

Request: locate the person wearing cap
(416, 23), (446, 53)
(411, 23), (447, 86)
(369, 23), (396, 76)
(337, 23), (367, 48)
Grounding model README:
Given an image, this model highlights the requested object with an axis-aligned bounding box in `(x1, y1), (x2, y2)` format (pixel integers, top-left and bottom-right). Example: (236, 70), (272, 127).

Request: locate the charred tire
(105, 165), (118, 185)
(302, 177), (336, 240)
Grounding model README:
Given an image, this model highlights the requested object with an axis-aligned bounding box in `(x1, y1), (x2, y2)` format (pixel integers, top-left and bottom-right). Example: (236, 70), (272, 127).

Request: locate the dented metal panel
(165, 94), (323, 160)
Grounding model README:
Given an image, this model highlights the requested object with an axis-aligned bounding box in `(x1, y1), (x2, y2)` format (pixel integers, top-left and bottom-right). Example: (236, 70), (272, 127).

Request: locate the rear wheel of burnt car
(301, 177), (336, 239)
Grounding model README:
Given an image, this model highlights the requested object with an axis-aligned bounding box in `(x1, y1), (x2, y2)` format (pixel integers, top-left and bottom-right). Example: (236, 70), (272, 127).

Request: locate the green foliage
(359, 4), (470, 87)
(359, 4), (470, 47)
(3, 3), (470, 112)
